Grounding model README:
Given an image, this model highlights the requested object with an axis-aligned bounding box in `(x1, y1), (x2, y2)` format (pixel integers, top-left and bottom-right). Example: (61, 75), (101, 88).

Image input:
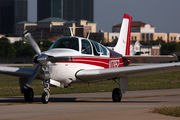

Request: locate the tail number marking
(109, 60), (120, 68)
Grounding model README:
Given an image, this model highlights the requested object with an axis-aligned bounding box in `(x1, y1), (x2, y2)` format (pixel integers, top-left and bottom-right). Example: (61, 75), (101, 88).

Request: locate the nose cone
(37, 54), (48, 63)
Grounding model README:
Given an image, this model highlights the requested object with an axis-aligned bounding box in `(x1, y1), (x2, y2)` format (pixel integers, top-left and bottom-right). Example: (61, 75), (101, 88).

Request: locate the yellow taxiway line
(1, 94), (180, 106)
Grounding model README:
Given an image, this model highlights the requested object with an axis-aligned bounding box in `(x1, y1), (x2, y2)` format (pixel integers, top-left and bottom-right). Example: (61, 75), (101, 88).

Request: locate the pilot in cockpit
(81, 40), (92, 54)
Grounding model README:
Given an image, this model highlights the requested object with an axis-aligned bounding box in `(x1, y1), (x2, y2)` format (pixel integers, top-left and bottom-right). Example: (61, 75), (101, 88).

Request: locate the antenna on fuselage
(86, 29), (91, 39)
(69, 27), (91, 38)
(69, 27), (74, 36)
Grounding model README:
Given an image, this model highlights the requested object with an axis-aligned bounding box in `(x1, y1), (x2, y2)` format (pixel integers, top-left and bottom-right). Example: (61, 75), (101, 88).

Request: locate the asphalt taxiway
(1, 89), (180, 120)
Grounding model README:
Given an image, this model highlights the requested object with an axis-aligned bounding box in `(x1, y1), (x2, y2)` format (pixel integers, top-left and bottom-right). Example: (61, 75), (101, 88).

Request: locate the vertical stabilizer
(114, 14), (132, 56)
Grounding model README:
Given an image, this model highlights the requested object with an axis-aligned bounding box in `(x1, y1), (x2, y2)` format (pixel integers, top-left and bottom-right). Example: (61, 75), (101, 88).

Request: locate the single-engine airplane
(0, 13), (180, 104)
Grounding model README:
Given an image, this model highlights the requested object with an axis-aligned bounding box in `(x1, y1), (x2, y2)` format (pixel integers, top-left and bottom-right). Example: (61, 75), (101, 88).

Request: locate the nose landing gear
(42, 80), (50, 104)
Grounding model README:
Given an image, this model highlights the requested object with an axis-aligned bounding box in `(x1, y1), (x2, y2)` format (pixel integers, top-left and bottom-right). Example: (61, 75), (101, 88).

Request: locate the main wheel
(112, 88), (122, 102)
(42, 92), (49, 104)
(24, 88), (34, 102)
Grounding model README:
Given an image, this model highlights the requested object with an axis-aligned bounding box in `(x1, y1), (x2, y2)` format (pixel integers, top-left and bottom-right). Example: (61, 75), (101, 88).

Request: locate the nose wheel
(42, 91), (49, 104)
(42, 80), (50, 104)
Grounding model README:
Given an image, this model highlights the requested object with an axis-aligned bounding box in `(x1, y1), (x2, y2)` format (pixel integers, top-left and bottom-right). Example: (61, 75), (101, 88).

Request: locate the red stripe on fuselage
(56, 57), (124, 68)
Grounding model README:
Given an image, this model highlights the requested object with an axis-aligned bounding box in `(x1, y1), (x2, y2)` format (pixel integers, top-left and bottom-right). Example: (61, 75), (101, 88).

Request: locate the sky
(28, 0), (180, 33)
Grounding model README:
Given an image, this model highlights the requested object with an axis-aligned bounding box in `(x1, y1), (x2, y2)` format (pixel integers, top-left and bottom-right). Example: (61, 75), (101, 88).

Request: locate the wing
(123, 54), (177, 63)
(0, 66), (34, 77)
(76, 62), (180, 82)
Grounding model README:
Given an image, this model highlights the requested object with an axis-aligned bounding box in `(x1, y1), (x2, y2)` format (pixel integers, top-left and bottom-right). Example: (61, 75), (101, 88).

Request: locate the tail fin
(114, 13), (132, 56)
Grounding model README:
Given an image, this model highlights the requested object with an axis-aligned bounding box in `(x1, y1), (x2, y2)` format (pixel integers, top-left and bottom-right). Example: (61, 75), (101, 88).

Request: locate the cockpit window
(49, 37), (79, 51)
(90, 40), (102, 53)
(81, 39), (92, 54)
(90, 40), (108, 56)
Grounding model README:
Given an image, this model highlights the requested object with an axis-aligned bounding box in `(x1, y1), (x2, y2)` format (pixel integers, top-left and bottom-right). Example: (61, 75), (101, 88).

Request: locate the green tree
(14, 39), (52, 57)
(155, 39), (166, 45)
(37, 39), (53, 52)
(175, 42), (180, 52)
(160, 42), (178, 55)
(14, 40), (25, 50)
(139, 39), (178, 55)
(140, 39), (166, 46)
(16, 44), (35, 57)
(0, 37), (16, 57)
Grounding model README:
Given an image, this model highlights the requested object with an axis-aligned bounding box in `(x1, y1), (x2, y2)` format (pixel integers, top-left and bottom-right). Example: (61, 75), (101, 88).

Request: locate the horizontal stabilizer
(123, 54), (178, 63)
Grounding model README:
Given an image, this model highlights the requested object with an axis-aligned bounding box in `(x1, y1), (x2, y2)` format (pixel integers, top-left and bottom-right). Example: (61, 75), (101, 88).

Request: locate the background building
(89, 31), (109, 43)
(112, 21), (180, 43)
(37, 0), (63, 21)
(63, 0), (93, 22)
(37, 0), (94, 22)
(0, 34), (5, 38)
(90, 21), (180, 44)
(0, 0), (27, 35)
(15, 18), (96, 40)
(130, 41), (161, 56)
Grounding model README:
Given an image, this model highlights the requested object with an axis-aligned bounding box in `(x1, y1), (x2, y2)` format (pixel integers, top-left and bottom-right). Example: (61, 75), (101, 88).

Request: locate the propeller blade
(24, 30), (41, 56)
(25, 65), (41, 88)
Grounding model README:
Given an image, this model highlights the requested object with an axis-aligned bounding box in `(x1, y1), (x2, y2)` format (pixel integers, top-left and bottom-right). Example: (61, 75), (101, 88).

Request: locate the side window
(101, 45), (108, 55)
(81, 39), (92, 54)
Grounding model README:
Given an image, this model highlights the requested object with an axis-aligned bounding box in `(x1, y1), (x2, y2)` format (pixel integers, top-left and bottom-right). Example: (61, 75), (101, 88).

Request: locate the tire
(24, 88), (34, 102)
(112, 88), (122, 102)
(42, 92), (49, 104)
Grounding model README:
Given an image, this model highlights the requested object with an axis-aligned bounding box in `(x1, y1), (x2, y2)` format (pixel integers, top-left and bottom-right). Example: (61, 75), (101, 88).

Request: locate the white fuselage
(34, 48), (106, 85)
(33, 36), (124, 86)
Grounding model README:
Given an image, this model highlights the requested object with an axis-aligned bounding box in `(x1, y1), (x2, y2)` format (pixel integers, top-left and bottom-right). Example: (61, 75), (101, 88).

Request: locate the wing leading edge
(0, 66), (34, 78)
(76, 62), (180, 82)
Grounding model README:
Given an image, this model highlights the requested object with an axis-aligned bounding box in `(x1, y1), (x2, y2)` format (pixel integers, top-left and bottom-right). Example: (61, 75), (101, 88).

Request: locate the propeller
(23, 30), (44, 88)
(23, 30), (71, 88)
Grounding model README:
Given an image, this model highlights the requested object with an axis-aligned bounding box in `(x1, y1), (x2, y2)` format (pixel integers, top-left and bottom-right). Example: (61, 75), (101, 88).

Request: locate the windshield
(90, 40), (108, 56)
(90, 40), (103, 53)
(49, 37), (79, 51)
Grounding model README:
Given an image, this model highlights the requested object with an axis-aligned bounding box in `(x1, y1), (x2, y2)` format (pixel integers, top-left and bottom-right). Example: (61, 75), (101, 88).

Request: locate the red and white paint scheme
(34, 14), (132, 86)
(114, 13), (132, 56)
(0, 13), (179, 104)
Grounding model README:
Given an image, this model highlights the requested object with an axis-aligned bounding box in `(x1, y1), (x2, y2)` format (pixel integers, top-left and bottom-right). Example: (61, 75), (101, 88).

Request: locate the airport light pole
(40, 30), (43, 51)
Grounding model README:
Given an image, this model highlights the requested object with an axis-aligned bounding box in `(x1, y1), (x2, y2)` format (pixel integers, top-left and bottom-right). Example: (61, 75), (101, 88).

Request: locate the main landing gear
(24, 87), (34, 102)
(23, 80), (50, 104)
(112, 88), (122, 102)
(112, 77), (128, 102)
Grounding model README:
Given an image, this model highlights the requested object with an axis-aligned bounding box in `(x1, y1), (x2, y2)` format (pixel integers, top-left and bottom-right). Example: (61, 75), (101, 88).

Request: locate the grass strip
(151, 106), (180, 117)
(1, 66), (180, 96)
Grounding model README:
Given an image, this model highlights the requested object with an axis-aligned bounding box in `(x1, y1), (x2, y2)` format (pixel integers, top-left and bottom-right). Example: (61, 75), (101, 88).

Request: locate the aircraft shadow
(0, 96), (164, 104)
(121, 101), (163, 103)
(49, 98), (164, 103)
